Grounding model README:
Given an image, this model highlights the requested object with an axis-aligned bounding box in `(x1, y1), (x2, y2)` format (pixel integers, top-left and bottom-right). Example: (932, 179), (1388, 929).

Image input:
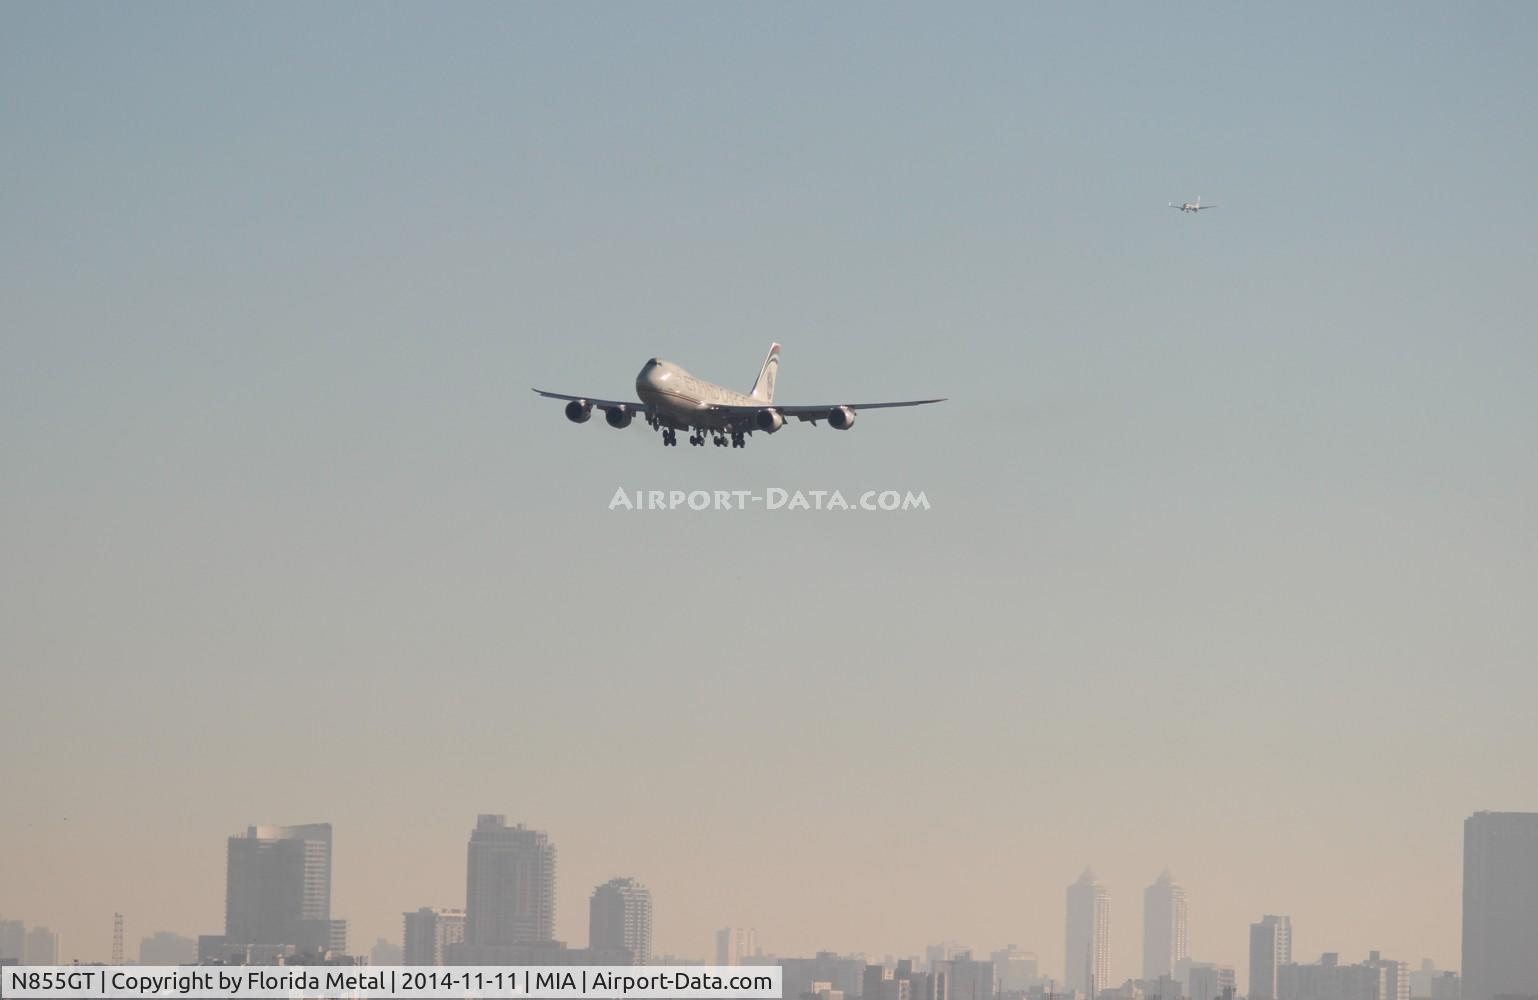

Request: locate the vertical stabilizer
(751, 343), (780, 402)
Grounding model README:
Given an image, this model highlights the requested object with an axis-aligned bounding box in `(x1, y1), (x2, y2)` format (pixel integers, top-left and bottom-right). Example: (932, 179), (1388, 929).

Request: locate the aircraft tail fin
(750, 342), (780, 402)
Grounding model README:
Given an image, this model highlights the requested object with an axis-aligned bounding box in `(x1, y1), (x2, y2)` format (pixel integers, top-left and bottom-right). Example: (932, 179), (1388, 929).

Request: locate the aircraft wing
(709, 399), (946, 423)
(532, 389), (646, 412)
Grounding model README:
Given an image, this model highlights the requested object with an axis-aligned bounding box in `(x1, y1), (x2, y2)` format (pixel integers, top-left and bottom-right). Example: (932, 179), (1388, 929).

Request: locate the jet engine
(755, 408), (784, 433)
(565, 400), (593, 423)
(827, 405), (856, 430)
(605, 407), (634, 429)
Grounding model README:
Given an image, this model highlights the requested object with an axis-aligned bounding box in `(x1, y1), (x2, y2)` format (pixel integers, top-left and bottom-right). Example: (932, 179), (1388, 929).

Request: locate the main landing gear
(658, 426), (748, 449)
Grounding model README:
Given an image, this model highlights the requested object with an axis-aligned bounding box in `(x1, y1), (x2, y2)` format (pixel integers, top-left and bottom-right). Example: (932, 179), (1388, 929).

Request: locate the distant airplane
(1170, 196), (1217, 213)
(534, 343), (945, 448)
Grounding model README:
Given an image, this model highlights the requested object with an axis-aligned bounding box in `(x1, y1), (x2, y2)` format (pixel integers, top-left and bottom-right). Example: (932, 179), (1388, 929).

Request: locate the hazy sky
(3, 1), (1536, 983)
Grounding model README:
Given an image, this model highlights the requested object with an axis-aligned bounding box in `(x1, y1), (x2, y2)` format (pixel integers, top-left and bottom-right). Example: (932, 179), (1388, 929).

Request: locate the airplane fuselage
(636, 358), (760, 431)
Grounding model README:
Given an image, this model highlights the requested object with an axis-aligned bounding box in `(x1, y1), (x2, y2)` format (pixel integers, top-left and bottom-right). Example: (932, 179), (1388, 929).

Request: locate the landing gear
(659, 424), (746, 450)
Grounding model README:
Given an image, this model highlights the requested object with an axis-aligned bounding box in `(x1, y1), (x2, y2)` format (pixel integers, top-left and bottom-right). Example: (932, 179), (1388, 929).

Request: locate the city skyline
(0, 819), (1506, 981)
(0, 810), (1515, 989)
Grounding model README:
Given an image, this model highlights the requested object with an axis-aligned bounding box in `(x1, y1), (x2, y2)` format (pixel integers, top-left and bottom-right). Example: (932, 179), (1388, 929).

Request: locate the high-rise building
(1186, 964), (1236, 1000)
(1409, 961), (1461, 1000)
(717, 928), (758, 966)
(204, 823), (346, 959)
(865, 965), (915, 1000)
(937, 954), (996, 1000)
(1144, 870), (1189, 981)
(589, 878), (652, 966)
(1250, 916), (1294, 1000)
(25, 927), (59, 965)
(0, 921), (27, 963)
(403, 908), (466, 966)
(991, 946), (1041, 993)
(464, 816), (556, 947)
(1366, 952), (1410, 1000)
(1462, 812), (1538, 1000)
(1067, 869), (1112, 996)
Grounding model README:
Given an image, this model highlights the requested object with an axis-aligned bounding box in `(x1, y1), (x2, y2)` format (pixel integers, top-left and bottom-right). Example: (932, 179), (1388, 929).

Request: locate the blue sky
(3, 1), (1536, 977)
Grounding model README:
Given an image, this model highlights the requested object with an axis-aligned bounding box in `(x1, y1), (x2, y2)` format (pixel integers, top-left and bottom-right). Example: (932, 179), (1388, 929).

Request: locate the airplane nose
(636, 362), (659, 392)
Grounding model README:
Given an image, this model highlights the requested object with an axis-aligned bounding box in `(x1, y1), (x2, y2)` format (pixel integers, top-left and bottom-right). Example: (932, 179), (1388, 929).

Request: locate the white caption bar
(1, 966), (783, 1000)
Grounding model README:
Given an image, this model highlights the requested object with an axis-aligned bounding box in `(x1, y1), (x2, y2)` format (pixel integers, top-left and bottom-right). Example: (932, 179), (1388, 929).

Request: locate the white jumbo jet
(1170, 196), (1217, 213)
(534, 343), (944, 448)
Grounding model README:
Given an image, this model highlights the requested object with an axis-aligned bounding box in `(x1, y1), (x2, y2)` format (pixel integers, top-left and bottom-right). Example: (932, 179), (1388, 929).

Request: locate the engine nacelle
(565, 400), (593, 423)
(605, 407), (633, 429)
(828, 405), (856, 430)
(755, 408), (784, 433)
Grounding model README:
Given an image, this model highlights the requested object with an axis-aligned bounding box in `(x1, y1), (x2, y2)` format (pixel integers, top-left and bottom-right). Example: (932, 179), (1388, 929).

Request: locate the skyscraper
(464, 815), (556, 947)
(0, 921), (26, 963)
(25, 927), (58, 965)
(1249, 916), (1293, 1000)
(1144, 870), (1189, 981)
(216, 823), (346, 956)
(589, 878), (652, 966)
(403, 908), (466, 966)
(1462, 811), (1538, 1000)
(716, 928), (758, 966)
(1066, 869), (1111, 996)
